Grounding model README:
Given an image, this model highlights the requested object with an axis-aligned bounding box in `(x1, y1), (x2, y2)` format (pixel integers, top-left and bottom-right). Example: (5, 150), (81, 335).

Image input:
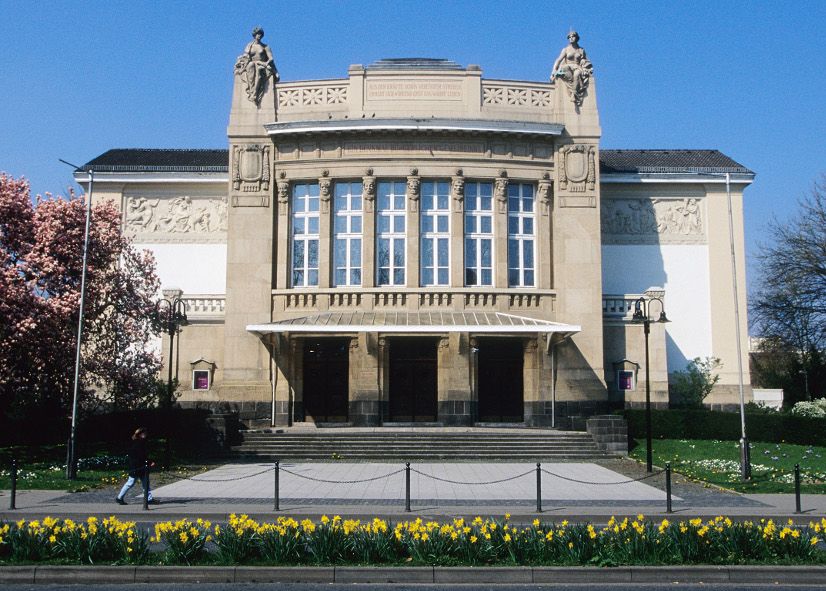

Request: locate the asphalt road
(3, 584), (826, 590)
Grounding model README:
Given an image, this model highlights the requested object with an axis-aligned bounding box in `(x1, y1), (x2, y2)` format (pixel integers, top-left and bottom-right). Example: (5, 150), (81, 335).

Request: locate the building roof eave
(264, 118), (564, 138)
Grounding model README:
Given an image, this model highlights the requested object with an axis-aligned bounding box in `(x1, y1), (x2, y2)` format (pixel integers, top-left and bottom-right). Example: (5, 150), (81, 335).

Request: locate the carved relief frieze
(601, 197), (706, 244)
(232, 144), (271, 193)
(407, 169), (421, 212)
(451, 169), (465, 212)
(124, 194), (228, 243)
(537, 173), (553, 215)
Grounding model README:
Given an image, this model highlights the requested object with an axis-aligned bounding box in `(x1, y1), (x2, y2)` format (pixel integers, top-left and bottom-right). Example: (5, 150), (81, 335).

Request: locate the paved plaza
(150, 462), (675, 504)
(5, 459), (824, 522)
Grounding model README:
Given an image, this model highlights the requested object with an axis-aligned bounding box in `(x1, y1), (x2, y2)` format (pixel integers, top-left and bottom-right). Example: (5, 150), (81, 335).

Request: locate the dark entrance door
(388, 338), (438, 422)
(477, 338), (524, 422)
(303, 338), (349, 423)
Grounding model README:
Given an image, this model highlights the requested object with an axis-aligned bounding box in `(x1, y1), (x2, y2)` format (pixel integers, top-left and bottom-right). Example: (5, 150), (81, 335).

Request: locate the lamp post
(800, 369), (810, 401)
(58, 159), (93, 480)
(155, 295), (188, 408)
(632, 296), (669, 473)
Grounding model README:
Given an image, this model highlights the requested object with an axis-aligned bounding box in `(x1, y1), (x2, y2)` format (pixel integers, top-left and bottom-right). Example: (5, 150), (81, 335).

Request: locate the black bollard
(274, 461), (280, 512)
(405, 462), (411, 512)
(536, 463), (542, 513)
(9, 458), (17, 510)
(665, 462), (672, 514)
(142, 460), (149, 511)
(794, 463), (802, 514)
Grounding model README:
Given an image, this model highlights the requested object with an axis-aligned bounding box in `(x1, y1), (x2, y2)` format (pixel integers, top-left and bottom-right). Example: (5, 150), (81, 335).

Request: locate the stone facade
(79, 32), (755, 429)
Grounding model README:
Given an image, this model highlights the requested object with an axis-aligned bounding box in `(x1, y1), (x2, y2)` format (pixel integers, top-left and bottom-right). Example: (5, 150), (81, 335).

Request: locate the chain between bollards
(794, 463), (802, 514)
(405, 462), (411, 512)
(536, 462), (542, 513)
(274, 460), (280, 512)
(9, 458), (17, 510)
(665, 462), (672, 514)
(142, 460), (149, 511)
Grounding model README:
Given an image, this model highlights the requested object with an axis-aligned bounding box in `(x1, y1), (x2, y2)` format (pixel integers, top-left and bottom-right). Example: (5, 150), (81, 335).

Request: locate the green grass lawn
(630, 438), (826, 494)
(0, 444), (210, 492)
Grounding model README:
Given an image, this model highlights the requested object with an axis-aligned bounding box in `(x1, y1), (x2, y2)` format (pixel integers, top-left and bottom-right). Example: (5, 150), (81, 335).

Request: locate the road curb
(3, 565), (826, 584)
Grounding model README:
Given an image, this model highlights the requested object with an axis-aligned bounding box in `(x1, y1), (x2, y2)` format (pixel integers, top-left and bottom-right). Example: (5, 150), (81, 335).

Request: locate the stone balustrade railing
(181, 295), (226, 320)
(602, 294), (645, 320)
(274, 288), (555, 316)
(481, 80), (554, 109)
(276, 79), (350, 112)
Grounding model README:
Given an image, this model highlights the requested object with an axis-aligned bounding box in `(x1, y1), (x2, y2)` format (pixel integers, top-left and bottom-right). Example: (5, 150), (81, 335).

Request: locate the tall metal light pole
(58, 159), (93, 480)
(721, 172), (751, 480)
(156, 295), (188, 408)
(632, 296), (669, 473)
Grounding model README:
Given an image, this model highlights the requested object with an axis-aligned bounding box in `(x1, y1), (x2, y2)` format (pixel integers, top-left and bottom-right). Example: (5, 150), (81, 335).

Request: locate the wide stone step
(230, 429), (615, 460)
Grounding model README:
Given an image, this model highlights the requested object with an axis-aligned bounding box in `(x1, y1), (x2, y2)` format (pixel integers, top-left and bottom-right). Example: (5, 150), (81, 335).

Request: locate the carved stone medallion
(559, 145), (596, 193)
(232, 145), (271, 192)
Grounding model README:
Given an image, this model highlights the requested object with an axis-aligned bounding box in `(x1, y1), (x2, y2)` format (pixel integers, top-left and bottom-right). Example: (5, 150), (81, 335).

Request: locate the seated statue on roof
(235, 27), (280, 105)
(551, 30), (593, 107)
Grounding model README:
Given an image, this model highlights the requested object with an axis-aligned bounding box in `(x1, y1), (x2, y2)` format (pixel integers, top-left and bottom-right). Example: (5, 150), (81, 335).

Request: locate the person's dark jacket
(127, 438), (150, 478)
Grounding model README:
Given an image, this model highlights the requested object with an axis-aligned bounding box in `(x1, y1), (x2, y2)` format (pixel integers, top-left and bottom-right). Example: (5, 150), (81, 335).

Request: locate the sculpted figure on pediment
(551, 30), (593, 107)
(214, 196), (228, 231)
(235, 27), (279, 105)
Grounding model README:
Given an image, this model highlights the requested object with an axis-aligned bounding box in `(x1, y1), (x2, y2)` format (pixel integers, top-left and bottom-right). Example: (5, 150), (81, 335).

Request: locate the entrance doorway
(302, 338), (349, 423)
(388, 337), (438, 422)
(477, 338), (524, 422)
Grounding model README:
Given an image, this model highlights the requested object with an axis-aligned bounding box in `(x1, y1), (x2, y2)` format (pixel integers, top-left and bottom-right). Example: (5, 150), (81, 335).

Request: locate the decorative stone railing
(277, 79), (350, 112)
(181, 295), (226, 321)
(481, 80), (554, 109)
(602, 294), (644, 320)
(274, 288), (555, 316)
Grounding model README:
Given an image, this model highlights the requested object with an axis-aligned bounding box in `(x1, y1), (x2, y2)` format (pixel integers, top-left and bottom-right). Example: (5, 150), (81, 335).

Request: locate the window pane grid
(376, 181), (406, 286)
(507, 183), (535, 287)
(464, 182), (494, 286)
(420, 181), (450, 286)
(291, 183), (320, 287)
(333, 181), (363, 286)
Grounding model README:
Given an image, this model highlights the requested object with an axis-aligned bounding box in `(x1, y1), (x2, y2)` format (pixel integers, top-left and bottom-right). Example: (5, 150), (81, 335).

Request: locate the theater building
(77, 31), (754, 428)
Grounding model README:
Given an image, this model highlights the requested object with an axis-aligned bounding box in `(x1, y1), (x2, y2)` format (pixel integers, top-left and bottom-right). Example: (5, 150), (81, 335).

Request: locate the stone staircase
(230, 428), (615, 461)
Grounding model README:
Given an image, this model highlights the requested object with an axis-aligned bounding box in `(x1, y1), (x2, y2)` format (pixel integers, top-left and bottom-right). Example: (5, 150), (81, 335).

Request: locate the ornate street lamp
(156, 295), (188, 408)
(632, 296), (669, 472)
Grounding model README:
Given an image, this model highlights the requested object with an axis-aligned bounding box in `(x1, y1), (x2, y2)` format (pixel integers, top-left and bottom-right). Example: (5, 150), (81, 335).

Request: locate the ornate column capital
(276, 172), (290, 216)
(363, 168), (376, 212)
(537, 172), (553, 215)
(451, 169), (465, 213)
(407, 168), (420, 212)
(495, 169), (509, 213)
(319, 169), (331, 213)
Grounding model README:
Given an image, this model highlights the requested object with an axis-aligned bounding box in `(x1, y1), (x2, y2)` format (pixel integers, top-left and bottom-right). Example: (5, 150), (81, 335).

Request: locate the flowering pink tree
(0, 173), (161, 424)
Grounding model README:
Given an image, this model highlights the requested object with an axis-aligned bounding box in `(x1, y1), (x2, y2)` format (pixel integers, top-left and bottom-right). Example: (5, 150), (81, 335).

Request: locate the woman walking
(115, 427), (156, 505)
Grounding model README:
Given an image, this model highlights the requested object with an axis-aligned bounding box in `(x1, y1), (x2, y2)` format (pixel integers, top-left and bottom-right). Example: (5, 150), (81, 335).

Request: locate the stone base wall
(525, 400), (620, 430)
(586, 414), (628, 454)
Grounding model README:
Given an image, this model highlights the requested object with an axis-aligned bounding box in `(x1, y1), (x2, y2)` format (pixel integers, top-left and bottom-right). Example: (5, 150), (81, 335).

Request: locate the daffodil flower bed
(2, 514), (825, 566)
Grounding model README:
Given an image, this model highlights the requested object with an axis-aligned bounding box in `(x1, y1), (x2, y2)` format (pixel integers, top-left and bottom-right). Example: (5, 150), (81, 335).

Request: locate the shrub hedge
(621, 409), (826, 447)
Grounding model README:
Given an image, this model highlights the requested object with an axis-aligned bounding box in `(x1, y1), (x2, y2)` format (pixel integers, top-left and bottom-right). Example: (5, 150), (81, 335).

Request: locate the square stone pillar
(437, 333), (473, 425)
(348, 333), (381, 426)
(405, 172), (421, 288)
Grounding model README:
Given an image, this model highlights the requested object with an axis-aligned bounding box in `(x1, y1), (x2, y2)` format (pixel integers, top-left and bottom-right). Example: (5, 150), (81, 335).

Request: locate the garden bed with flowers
(630, 439), (826, 493)
(2, 514), (825, 567)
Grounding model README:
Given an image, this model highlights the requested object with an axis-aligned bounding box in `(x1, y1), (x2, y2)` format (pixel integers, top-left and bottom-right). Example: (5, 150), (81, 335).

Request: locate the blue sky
(1, 1), (825, 295)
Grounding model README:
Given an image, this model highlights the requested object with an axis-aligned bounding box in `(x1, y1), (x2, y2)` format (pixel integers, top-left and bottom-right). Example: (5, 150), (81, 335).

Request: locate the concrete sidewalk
(1, 460), (824, 522)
